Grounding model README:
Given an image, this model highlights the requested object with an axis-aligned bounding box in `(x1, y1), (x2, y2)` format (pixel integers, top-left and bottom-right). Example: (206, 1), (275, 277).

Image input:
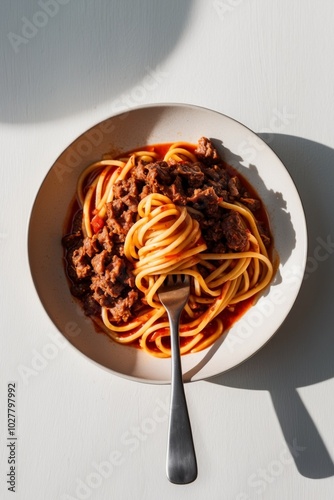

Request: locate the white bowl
(28, 103), (307, 383)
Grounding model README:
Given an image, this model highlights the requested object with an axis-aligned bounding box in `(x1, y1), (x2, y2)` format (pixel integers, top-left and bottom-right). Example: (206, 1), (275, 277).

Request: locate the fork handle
(166, 310), (197, 484)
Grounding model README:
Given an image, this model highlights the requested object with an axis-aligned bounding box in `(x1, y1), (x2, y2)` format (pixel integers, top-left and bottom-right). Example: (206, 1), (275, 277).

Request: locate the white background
(1, 1), (334, 499)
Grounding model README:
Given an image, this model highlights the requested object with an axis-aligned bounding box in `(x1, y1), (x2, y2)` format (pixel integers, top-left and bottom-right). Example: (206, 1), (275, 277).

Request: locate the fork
(158, 274), (197, 484)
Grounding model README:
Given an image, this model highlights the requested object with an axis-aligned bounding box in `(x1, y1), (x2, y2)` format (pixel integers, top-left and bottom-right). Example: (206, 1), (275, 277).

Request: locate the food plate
(28, 103), (307, 383)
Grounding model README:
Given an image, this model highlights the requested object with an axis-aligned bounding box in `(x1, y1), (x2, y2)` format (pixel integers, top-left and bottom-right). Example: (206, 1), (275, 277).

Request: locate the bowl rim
(27, 102), (308, 384)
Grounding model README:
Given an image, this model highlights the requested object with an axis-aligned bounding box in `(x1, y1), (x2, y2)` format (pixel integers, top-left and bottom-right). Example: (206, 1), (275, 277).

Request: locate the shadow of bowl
(209, 134), (334, 479)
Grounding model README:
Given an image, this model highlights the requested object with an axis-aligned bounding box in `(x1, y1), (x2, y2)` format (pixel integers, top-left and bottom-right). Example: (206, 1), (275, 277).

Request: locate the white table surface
(1, 1), (334, 499)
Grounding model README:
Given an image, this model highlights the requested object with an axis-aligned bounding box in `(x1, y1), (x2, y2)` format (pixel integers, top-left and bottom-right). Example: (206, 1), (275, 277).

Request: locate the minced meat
(62, 137), (268, 324)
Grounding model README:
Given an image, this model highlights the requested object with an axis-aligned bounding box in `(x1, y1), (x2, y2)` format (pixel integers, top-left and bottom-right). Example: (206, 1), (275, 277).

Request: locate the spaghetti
(63, 138), (274, 358)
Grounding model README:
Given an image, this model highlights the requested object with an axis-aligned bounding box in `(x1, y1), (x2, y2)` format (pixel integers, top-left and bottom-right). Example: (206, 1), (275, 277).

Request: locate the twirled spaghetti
(62, 138), (274, 358)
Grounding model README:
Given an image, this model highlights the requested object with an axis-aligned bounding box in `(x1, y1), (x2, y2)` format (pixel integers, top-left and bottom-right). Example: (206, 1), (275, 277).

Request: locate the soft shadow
(0, 0), (192, 123)
(208, 134), (334, 478)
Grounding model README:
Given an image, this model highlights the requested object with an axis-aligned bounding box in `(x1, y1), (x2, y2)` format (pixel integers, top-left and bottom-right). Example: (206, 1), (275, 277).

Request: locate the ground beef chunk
(72, 247), (91, 278)
(97, 226), (113, 252)
(141, 160), (206, 204)
(228, 176), (241, 198)
(221, 212), (248, 251)
(91, 249), (111, 275)
(194, 137), (220, 164)
(90, 255), (138, 322)
(132, 160), (149, 182)
(174, 162), (205, 188)
(71, 236), (99, 278)
(240, 197), (261, 212)
(187, 187), (220, 217)
(148, 161), (174, 185)
(205, 180), (228, 199)
(201, 223), (225, 246)
(106, 290), (139, 323)
(164, 176), (187, 205)
(112, 177), (138, 199)
(106, 181), (138, 241)
(145, 161), (171, 193)
(186, 186), (231, 251)
(82, 236), (100, 257)
(139, 184), (151, 199)
(200, 164), (226, 183)
(91, 256), (133, 301)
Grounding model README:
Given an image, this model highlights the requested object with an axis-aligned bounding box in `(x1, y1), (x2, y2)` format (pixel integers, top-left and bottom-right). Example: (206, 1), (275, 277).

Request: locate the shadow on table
(0, 0), (192, 123)
(208, 134), (334, 479)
